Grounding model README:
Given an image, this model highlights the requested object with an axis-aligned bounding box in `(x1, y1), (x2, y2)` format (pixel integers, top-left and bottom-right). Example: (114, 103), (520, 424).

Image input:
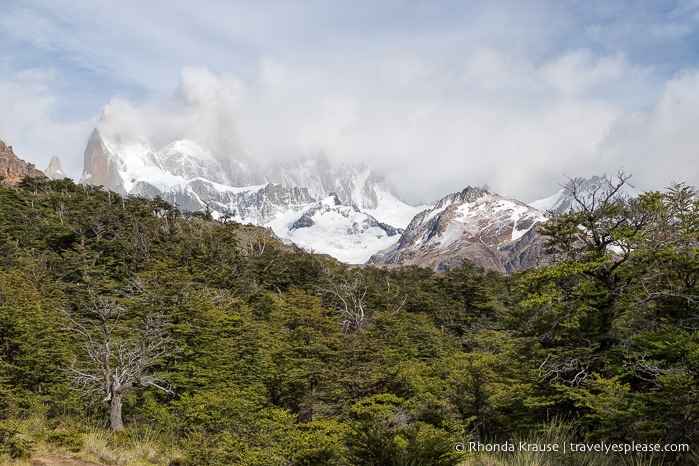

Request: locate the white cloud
(540, 50), (636, 96)
(225, 55), (628, 202)
(0, 69), (93, 177)
(3, 1), (699, 204)
(599, 69), (699, 192)
(98, 66), (248, 165)
(85, 50), (699, 205)
(458, 48), (538, 91)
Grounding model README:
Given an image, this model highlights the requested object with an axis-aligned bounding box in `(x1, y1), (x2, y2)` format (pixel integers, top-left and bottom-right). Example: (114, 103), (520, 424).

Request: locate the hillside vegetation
(0, 177), (698, 465)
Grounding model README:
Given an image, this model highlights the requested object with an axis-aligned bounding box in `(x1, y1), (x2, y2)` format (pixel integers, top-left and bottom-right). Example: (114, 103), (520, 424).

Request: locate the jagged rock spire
(45, 156), (66, 180)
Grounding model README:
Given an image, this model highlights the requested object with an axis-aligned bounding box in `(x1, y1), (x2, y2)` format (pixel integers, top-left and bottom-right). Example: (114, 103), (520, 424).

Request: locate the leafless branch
(319, 268), (369, 332)
(59, 288), (178, 431)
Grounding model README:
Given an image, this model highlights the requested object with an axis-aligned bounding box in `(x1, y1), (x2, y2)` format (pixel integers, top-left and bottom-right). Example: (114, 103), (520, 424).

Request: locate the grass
(0, 413), (183, 465)
(67, 426), (184, 465)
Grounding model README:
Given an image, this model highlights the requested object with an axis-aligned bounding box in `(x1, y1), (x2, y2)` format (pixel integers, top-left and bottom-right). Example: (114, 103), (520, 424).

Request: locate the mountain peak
(78, 126), (422, 263)
(45, 156), (66, 180)
(264, 156), (400, 210)
(79, 129), (125, 192)
(370, 186), (548, 272)
(460, 185), (489, 201)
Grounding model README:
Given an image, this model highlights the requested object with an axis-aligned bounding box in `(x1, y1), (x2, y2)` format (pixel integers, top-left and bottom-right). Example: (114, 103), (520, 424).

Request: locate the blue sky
(1, 0), (699, 202)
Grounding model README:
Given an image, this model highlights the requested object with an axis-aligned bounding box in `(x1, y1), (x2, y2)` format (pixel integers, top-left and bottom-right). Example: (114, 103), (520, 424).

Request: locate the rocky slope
(0, 139), (47, 183)
(369, 186), (549, 272)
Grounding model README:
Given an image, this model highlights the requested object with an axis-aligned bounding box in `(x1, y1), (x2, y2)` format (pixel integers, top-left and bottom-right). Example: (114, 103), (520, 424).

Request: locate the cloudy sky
(1, 0), (698, 204)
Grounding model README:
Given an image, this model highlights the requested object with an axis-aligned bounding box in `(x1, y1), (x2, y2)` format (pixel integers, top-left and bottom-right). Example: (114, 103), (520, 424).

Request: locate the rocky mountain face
(0, 139), (47, 183)
(129, 178), (315, 224)
(369, 187), (549, 272)
(80, 129), (313, 221)
(44, 156), (66, 180)
(79, 129), (405, 216)
(81, 129), (264, 197)
(265, 158), (401, 211)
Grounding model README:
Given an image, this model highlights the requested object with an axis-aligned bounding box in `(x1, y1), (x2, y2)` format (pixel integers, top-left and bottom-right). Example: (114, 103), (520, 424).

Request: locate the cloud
(0, 68), (93, 177)
(540, 50), (630, 96)
(99, 67), (247, 159)
(89, 48), (699, 205)
(226, 54), (628, 203)
(599, 69), (699, 192)
(3, 1), (699, 204)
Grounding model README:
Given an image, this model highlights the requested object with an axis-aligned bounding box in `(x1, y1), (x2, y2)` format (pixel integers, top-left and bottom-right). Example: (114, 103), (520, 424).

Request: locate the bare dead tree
(60, 289), (176, 431)
(543, 171), (661, 296)
(319, 268), (369, 333)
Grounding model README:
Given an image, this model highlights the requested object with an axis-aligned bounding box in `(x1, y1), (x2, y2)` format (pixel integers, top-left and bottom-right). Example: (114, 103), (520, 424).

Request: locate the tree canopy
(0, 176), (697, 464)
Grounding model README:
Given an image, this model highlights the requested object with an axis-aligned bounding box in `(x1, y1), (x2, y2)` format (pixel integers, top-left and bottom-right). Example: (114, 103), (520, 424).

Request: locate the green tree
(516, 175), (699, 445)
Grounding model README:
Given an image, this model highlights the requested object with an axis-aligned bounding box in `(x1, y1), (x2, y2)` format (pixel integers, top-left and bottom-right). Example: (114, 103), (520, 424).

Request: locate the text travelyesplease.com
(453, 441), (691, 455)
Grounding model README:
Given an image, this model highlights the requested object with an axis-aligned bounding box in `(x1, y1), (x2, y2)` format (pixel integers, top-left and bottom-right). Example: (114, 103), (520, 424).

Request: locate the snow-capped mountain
(78, 99), (649, 270)
(79, 126), (422, 263)
(529, 174), (643, 213)
(264, 156), (426, 230)
(81, 129), (264, 203)
(369, 186), (549, 272)
(79, 120), (651, 270)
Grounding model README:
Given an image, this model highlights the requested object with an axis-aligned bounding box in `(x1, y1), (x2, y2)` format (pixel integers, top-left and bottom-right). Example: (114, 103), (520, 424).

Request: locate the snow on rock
(266, 194), (403, 264)
(370, 186), (548, 272)
(80, 128), (421, 264)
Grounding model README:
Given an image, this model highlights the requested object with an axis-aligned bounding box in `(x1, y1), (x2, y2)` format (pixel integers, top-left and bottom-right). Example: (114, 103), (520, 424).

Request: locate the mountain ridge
(3, 132), (649, 272)
(369, 186), (549, 272)
(79, 128), (420, 263)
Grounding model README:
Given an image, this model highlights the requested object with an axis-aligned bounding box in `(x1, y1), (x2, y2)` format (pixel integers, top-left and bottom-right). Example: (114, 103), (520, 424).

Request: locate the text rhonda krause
(464, 441), (690, 454)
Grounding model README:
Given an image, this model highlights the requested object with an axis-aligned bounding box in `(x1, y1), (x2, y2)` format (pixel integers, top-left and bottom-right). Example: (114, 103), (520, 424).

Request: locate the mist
(92, 55), (699, 205)
(3, 1), (699, 204)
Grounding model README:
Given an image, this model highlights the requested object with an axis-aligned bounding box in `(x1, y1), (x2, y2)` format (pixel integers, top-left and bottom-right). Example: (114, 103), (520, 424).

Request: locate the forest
(0, 176), (698, 465)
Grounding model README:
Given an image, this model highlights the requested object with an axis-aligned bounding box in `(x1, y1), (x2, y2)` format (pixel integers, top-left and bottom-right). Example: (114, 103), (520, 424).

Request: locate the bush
(0, 421), (34, 459)
(47, 429), (86, 452)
